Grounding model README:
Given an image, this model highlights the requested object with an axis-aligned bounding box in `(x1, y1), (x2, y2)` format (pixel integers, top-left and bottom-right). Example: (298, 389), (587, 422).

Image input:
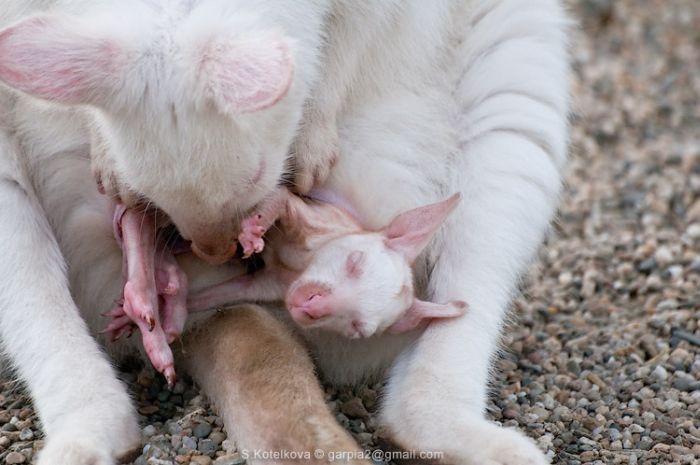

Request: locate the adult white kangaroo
(0, 1), (570, 464)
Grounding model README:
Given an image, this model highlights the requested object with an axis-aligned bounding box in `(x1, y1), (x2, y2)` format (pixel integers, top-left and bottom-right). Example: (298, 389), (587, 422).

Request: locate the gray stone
(193, 422), (212, 439)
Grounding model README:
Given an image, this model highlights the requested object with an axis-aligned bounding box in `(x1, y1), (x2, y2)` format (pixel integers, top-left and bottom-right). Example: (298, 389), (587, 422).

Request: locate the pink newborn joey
(102, 204), (188, 386)
(187, 189), (468, 338)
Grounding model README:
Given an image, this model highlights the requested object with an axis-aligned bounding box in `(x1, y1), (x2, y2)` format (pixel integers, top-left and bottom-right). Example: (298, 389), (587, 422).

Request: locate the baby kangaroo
(107, 189), (466, 379)
(189, 189), (467, 338)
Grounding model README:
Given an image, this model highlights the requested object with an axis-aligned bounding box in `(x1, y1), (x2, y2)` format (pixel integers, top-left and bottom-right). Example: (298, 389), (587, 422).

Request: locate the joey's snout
(286, 283), (333, 323)
(285, 282), (370, 338)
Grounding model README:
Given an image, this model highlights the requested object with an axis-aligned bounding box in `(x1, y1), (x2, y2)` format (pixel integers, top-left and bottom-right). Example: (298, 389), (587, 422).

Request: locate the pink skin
(103, 205), (187, 386)
(104, 192), (278, 382)
(237, 189), (290, 258)
(238, 214), (265, 258)
(108, 190), (466, 377)
(155, 249), (189, 343)
(386, 300), (468, 334)
(0, 16), (118, 104)
(112, 204), (159, 331)
(284, 283), (467, 337)
(188, 191), (468, 337)
(285, 282), (333, 323)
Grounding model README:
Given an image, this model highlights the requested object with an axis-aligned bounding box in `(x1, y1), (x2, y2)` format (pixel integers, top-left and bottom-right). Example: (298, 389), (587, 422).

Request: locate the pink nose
(286, 284), (332, 324)
(191, 241), (237, 265)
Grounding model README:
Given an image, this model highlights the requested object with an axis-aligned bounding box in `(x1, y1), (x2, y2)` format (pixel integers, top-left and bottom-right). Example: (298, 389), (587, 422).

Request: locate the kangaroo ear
(383, 193), (461, 263)
(0, 15), (125, 105)
(387, 299), (467, 335)
(199, 31), (294, 114)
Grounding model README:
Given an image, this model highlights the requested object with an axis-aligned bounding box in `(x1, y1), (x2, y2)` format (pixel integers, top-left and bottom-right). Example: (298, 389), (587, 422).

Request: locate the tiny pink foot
(238, 214), (266, 258)
(109, 203), (179, 385)
(101, 304), (136, 341)
(140, 325), (177, 387)
(115, 204), (160, 331)
(155, 248), (188, 344)
(123, 282), (157, 331)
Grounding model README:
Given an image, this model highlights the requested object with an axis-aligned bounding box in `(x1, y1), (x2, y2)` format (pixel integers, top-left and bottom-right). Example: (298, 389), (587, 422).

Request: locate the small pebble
(197, 439), (216, 456)
(182, 436), (197, 451)
(5, 451), (26, 464)
(213, 455), (246, 465)
(192, 423), (212, 439)
(190, 456), (212, 465)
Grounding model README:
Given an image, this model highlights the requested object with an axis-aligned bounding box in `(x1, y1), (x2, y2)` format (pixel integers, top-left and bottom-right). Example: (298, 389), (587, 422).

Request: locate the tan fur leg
(182, 305), (370, 465)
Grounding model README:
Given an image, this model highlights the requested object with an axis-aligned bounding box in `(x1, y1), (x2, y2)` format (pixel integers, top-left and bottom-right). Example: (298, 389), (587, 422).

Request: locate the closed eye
(345, 250), (365, 278)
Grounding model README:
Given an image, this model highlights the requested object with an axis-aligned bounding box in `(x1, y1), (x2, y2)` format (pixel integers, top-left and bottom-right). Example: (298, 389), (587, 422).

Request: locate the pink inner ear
(387, 299), (467, 334)
(383, 193), (461, 263)
(0, 15), (118, 104)
(201, 33), (294, 114)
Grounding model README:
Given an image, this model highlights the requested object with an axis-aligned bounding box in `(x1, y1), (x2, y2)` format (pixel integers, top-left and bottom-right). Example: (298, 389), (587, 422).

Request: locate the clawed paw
(239, 214), (267, 257)
(292, 120), (340, 194)
(91, 128), (139, 207)
(101, 303), (135, 341)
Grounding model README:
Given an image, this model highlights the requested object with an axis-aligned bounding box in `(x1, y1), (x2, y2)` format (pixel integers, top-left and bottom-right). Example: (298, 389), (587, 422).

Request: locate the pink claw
(238, 214), (267, 258)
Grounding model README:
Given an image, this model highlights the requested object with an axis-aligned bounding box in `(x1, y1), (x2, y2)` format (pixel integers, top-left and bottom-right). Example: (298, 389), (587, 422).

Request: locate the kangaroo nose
(298, 297), (331, 320)
(290, 301), (331, 323)
(286, 283), (332, 324)
(191, 241), (237, 265)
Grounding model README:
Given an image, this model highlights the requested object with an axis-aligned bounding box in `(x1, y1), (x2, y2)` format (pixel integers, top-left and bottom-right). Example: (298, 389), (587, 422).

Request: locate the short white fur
(0, 1), (570, 464)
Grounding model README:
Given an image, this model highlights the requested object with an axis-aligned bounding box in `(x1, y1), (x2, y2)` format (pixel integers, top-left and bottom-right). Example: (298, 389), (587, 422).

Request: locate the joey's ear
(387, 299), (467, 335)
(383, 193), (461, 263)
(199, 31), (294, 114)
(0, 15), (126, 105)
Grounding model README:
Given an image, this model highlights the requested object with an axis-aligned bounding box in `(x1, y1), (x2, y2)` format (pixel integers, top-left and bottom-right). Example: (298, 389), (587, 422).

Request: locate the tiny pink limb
(238, 214), (266, 258)
(118, 207), (159, 331)
(101, 313), (133, 336)
(111, 204), (177, 384)
(187, 269), (288, 313)
(100, 301), (126, 318)
(124, 296), (177, 386)
(139, 324), (177, 386)
(154, 248), (188, 343)
(111, 324), (135, 341)
(238, 188), (290, 257)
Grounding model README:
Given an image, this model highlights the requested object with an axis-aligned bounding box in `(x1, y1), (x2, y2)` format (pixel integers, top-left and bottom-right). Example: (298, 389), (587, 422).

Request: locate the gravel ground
(1, 1), (699, 464)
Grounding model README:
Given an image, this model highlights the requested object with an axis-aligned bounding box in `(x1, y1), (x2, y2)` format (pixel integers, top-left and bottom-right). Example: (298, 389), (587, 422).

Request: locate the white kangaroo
(0, 1), (570, 464)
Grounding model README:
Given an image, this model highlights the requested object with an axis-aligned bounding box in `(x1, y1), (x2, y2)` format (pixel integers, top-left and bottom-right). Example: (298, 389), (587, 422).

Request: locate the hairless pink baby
(188, 188), (467, 338)
(105, 189), (466, 382)
(102, 205), (187, 386)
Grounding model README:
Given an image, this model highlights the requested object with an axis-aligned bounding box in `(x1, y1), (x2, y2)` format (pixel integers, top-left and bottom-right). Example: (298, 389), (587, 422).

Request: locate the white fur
(0, 123), (139, 464)
(0, 0), (331, 262)
(314, 2), (569, 464)
(290, 233), (415, 338)
(0, 0), (570, 464)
